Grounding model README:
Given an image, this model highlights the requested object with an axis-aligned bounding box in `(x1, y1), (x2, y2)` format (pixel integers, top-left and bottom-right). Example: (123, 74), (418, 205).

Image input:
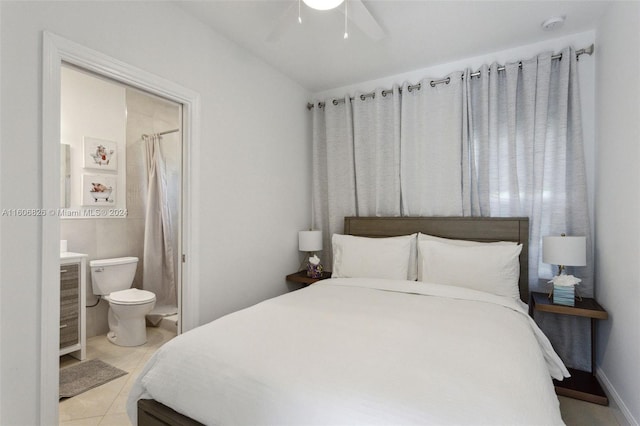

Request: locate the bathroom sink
(61, 252), (87, 260)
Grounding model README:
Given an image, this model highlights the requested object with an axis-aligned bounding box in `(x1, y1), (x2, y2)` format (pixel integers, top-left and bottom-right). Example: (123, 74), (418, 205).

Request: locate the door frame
(41, 31), (201, 424)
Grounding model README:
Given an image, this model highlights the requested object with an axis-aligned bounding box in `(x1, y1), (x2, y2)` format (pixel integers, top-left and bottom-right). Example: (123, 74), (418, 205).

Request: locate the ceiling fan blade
(344, 0), (386, 41)
(266, 1), (299, 42)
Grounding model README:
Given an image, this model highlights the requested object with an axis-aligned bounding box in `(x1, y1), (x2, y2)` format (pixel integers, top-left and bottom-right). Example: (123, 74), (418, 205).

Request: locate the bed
(128, 216), (569, 425)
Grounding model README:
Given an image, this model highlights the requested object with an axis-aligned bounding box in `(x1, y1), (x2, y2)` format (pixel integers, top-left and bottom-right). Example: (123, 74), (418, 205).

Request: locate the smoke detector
(541, 16), (566, 31)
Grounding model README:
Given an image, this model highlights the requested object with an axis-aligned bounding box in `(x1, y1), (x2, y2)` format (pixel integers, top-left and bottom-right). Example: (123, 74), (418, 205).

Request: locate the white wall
(61, 66), (127, 214)
(0, 2), (310, 424)
(594, 2), (640, 425)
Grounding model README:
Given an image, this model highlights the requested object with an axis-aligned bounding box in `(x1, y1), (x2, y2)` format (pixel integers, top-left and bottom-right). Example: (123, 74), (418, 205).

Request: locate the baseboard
(596, 367), (638, 426)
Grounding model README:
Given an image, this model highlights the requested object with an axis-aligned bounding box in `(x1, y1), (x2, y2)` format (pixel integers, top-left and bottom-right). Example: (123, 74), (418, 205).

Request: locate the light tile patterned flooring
(559, 395), (623, 426)
(59, 327), (176, 426)
(60, 327), (622, 426)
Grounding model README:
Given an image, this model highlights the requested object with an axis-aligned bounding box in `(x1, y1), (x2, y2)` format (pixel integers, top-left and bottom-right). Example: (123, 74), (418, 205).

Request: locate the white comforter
(127, 278), (569, 425)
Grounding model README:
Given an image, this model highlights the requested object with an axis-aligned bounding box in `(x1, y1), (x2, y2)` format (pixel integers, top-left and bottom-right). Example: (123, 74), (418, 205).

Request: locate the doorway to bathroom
(42, 31), (201, 424)
(60, 65), (183, 337)
(58, 64), (185, 423)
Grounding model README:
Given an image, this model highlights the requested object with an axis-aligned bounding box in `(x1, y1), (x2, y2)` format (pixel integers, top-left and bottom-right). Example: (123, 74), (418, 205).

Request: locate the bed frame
(138, 216), (530, 425)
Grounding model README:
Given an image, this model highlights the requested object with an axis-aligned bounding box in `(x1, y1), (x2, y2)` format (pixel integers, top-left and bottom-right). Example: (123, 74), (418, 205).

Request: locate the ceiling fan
(266, 0), (386, 42)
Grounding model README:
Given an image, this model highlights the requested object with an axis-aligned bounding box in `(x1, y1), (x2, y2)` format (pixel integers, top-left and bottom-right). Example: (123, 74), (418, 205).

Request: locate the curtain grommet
(332, 99), (339, 106)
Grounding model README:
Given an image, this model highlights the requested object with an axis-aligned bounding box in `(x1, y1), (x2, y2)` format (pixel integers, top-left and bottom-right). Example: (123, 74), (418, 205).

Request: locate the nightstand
(530, 291), (609, 405)
(285, 270), (332, 286)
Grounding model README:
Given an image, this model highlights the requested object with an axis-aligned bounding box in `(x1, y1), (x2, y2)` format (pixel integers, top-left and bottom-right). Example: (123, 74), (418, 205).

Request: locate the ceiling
(178, 1), (610, 93)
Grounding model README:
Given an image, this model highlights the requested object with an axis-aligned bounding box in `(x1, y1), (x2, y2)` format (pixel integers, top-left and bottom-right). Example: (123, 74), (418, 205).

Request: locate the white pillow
(418, 239), (522, 299)
(332, 234), (414, 280)
(417, 233), (516, 281)
(401, 233), (418, 280)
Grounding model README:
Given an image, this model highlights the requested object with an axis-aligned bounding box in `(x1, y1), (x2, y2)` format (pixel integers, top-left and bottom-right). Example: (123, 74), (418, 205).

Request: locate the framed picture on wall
(81, 174), (116, 205)
(83, 136), (117, 170)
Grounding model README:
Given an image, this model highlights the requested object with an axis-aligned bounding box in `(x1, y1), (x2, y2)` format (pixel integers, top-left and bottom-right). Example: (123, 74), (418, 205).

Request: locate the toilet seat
(107, 288), (156, 305)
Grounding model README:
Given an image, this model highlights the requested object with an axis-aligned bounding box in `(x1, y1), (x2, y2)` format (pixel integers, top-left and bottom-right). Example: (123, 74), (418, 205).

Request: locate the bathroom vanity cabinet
(60, 253), (87, 360)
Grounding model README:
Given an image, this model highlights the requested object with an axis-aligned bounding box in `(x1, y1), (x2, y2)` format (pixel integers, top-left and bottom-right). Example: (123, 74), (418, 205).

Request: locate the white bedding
(127, 278), (569, 425)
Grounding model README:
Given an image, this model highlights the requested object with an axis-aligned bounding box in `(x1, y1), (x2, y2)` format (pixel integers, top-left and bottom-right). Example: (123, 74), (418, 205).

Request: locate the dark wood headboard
(344, 217), (530, 303)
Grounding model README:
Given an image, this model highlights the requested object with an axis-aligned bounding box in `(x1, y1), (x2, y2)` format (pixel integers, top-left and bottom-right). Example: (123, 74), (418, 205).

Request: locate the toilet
(90, 257), (156, 347)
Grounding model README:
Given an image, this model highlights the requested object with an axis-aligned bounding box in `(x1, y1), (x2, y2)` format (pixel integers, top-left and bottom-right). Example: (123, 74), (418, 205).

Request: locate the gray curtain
(401, 72), (465, 216)
(466, 49), (592, 369)
(467, 50), (592, 293)
(312, 97), (357, 268)
(353, 86), (402, 217)
(143, 135), (177, 319)
(311, 47), (591, 369)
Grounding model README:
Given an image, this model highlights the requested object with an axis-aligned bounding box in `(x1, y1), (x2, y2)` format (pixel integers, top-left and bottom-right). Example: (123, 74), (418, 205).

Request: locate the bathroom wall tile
(127, 86), (179, 127)
(60, 219), (98, 258)
(86, 300), (109, 338)
(153, 117), (179, 136)
(153, 100), (180, 127)
(126, 176), (146, 220)
(126, 89), (156, 118)
(126, 219), (145, 289)
(126, 112), (153, 144)
(95, 219), (134, 260)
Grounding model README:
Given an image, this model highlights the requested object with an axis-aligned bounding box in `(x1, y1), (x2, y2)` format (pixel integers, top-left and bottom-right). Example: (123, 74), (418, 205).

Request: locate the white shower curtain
(143, 135), (177, 320)
(311, 47), (591, 369)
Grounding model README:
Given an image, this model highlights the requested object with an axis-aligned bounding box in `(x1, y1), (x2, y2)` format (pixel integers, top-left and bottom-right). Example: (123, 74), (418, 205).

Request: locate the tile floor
(60, 326), (622, 426)
(59, 327), (176, 426)
(559, 396), (623, 426)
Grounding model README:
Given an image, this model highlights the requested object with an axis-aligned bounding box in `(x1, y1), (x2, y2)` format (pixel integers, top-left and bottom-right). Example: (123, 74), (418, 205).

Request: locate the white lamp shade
(303, 0), (344, 10)
(299, 230), (323, 252)
(543, 236), (586, 266)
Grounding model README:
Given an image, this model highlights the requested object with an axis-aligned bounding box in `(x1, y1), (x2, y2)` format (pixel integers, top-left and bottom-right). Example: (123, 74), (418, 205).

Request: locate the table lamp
(298, 230), (323, 278)
(542, 234), (586, 305)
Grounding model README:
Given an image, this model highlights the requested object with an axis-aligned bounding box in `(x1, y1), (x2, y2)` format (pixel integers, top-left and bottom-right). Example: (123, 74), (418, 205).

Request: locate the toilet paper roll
(60, 240), (68, 253)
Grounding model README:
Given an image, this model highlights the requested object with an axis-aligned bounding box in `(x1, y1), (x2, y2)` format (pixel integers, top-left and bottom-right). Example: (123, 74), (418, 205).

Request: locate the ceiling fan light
(302, 0), (345, 11)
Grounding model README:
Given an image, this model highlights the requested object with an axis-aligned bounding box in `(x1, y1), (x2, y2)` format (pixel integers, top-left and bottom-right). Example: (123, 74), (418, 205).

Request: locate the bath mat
(59, 359), (127, 399)
(146, 305), (179, 327)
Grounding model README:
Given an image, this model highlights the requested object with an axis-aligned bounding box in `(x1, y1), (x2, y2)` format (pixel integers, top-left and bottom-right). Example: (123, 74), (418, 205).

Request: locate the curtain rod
(142, 128), (179, 138)
(307, 44), (594, 110)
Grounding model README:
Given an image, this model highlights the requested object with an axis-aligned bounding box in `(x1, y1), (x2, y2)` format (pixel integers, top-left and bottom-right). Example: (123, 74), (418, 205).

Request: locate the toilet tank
(90, 257), (138, 295)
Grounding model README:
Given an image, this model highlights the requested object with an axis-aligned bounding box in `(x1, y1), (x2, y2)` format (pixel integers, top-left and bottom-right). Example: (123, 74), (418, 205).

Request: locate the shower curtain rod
(141, 128), (179, 138)
(307, 44), (594, 110)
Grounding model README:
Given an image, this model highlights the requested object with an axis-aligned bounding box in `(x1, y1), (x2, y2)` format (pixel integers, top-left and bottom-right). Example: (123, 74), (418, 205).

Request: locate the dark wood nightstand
(530, 291), (609, 405)
(285, 270), (332, 286)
